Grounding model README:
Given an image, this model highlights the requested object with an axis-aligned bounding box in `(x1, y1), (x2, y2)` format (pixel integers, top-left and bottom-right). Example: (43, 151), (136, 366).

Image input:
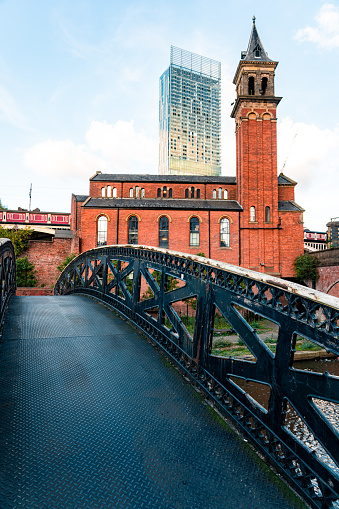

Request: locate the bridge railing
(0, 238), (16, 338)
(55, 245), (339, 509)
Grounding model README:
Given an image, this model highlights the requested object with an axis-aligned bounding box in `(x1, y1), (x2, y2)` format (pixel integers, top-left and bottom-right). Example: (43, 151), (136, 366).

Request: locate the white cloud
(85, 120), (157, 172)
(295, 3), (339, 49)
(23, 120), (157, 180)
(23, 139), (108, 178)
(278, 117), (339, 230)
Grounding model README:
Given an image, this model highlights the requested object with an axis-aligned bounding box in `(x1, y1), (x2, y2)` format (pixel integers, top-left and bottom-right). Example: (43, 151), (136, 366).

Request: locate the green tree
(0, 226), (33, 256)
(0, 199), (7, 210)
(16, 257), (38, 287)
(57, 253), (76, 272)
(141, 270), (178, 300)
(294, 253), (319, 284)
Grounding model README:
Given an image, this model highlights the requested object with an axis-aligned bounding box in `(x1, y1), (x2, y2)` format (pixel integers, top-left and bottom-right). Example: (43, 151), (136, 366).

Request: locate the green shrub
(294, 253), (319, 283)
(16, 257), (38, 287)
(0, 226), (33, 256)
(57, 253), (76, 272)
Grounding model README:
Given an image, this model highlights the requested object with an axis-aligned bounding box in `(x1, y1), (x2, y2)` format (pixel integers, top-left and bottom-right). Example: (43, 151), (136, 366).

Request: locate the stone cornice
(231, 96), (282, 119)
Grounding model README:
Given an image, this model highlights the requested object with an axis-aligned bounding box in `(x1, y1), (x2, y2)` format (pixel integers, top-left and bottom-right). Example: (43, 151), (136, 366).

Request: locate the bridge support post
(193, 282), (213, 367)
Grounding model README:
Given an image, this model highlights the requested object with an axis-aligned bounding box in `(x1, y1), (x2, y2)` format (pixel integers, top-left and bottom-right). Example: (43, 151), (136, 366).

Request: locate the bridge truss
(55, 245), (339, 508)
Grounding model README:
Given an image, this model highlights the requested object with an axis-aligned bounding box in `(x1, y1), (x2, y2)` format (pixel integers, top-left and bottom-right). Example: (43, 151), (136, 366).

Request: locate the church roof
(83, 197), (243, 211)
(278, 173), (297, 186)
(278, 201), (304, 212)
(91, 173), (237, 184)
(73, 194), (89, 202)
(241, 17), (272, 62)
(89, 173), (294, 186)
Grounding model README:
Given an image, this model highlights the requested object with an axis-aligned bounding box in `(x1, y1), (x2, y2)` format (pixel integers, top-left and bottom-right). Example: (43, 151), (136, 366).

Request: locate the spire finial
(252, 15), (256, 24)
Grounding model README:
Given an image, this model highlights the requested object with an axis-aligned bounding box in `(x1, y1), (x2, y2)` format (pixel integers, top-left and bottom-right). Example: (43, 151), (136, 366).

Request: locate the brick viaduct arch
(311, 248), (339, 298)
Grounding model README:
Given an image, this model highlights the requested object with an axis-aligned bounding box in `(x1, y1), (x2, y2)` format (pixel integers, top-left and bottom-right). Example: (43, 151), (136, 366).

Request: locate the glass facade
(159, 46), (221, 176)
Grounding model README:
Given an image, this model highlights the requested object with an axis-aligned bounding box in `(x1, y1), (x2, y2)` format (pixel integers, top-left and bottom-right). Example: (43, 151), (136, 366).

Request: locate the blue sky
(0, 0), (338, 231)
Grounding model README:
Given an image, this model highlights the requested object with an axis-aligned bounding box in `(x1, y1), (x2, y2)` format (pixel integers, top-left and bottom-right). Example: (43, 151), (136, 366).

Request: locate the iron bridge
(53, 244), (339, 509)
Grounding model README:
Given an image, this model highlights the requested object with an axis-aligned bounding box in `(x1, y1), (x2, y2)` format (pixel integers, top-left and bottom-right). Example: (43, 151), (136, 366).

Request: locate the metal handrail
(0, 238), (16, 338)
(55, 245), (339, 508)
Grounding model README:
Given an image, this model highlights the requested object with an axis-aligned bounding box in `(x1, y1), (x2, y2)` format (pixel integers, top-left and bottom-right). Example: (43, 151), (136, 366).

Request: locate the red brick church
(70, 21), (304, 279)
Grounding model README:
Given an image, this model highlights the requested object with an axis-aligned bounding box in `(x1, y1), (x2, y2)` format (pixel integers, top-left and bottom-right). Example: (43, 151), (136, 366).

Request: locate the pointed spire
(241, 17), (272, 62)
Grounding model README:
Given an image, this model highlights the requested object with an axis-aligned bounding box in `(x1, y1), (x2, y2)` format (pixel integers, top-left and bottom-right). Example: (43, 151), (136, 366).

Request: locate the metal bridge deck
(0, 295), (304, 509)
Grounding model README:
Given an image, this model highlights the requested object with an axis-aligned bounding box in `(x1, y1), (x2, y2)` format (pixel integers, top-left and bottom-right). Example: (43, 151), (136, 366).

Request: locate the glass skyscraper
(159, 46), (221, 176)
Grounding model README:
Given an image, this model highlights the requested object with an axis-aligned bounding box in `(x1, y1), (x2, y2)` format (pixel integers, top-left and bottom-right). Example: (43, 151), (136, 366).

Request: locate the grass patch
(296, 339), (321, 352)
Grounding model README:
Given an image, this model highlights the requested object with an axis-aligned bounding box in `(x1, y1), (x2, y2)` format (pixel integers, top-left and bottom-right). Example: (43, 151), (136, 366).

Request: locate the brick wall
(316, 266), (339, 297)
(16, 287), (54, 296)
(22, 237), (73, 288)
(278, 211), (304, 277)
(278, 186), (295, 201)
(309, 248), (339, 297)
(79, 207), (240, 265)
(235, 109), (283, 275)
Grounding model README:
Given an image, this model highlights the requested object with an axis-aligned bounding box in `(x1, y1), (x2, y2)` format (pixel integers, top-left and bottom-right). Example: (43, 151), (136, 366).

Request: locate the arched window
(213, 189), (217, 199)
(224, 189), (228, 199)
(265, 206), (271, 223)
(107, 185), (112, 197)
(101, 187), (105, 197)
(220, 218), (230, 247)
(190, 217), (199, 246)
(112, 187), (117, 198)
(218, 187), (222, 199)
(159, 216), (169, 248)
(128, 216), (138, 244)
(163, 186), (167, 198)
(185, 189), (189, 198)
(135, 186), (140, 198)
(129, 188), (134, 198)
(191, 187), (195, 199)
(97, 216), (107, 246)
(196, 189), (200, 199)
(157, 188), (161, 198)
(261, 77), (268, 95)
(248, 76), (255, 95)
(141, 188), (145, 198)
(168, 188), (172, 198)
(250, 206), (256, 222)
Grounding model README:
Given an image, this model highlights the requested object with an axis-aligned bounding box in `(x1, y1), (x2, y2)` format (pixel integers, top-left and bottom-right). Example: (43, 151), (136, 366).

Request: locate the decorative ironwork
(0, 238), (16, 338)
(55, 245), (339, 508)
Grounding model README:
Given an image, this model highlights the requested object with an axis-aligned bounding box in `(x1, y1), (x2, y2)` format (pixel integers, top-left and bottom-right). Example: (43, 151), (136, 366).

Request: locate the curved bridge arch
(55, 245), (339, 509)
(326, 279), (339, 296)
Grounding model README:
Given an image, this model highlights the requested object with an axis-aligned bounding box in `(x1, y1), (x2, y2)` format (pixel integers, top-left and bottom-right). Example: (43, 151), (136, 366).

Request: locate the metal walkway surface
(0, 295), (305, 509)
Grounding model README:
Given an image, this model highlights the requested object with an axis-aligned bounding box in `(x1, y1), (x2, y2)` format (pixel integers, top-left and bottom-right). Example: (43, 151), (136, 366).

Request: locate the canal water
(294, 357), (339, 376)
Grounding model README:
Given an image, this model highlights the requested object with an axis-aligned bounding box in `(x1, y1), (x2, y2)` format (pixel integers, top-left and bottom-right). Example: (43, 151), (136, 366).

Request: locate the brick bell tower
(231, 17), (282, 275)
